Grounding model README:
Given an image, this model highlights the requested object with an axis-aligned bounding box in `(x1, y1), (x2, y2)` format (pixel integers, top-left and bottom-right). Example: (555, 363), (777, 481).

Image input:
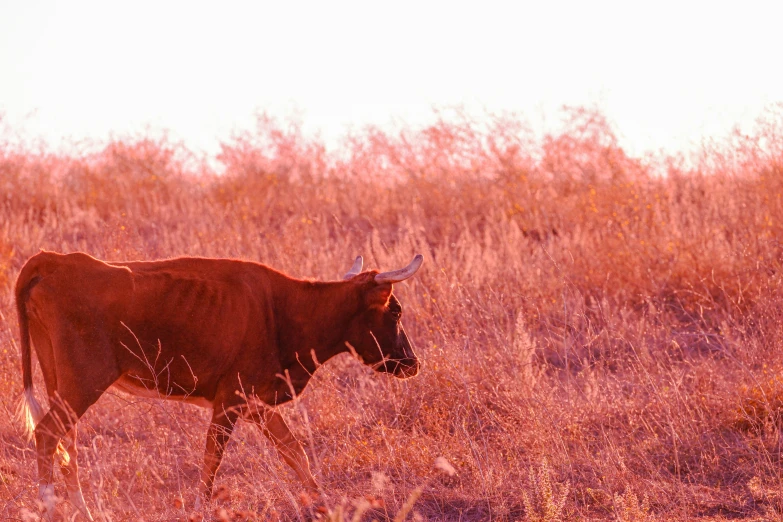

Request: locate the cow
(14, 251), (423, 520)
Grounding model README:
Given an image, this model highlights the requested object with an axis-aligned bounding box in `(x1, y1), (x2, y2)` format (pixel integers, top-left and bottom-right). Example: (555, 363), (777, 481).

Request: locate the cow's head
(343, 255), (423, 379)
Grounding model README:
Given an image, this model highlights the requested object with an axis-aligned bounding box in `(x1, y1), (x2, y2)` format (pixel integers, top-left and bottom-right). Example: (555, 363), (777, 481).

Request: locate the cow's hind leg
(36, 393), (107, 520)
(33, 398), (83, 519)
(35, 333), (116, 520)
(60, 426), (94, 521)
(28, 324), (94, 519)
(249, 407), (319, 495)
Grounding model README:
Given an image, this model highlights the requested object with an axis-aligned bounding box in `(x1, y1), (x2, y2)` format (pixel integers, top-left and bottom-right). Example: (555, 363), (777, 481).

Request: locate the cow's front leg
(249, 407), (319, 494)
(197, 407), (239, 508)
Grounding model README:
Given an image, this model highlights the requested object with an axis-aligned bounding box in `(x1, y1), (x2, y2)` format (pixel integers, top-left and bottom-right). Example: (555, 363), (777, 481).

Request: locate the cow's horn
(374, 254), (423, 284)
(343, 256), (363, 279)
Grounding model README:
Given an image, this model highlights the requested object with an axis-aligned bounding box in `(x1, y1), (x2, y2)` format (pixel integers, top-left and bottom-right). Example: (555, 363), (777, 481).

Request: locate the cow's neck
(273, 277), (360, 385)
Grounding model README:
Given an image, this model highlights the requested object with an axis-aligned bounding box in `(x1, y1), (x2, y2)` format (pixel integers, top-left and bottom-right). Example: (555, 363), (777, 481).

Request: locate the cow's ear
(365, 283), (392, 308)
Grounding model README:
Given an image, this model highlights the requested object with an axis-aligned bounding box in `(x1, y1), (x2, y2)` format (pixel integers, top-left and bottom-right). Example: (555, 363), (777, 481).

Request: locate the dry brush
(1, 106), (783, 520)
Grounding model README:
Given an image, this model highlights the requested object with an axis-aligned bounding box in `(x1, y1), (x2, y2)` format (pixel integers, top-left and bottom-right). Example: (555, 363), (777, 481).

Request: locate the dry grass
(2, 105), (783, 520)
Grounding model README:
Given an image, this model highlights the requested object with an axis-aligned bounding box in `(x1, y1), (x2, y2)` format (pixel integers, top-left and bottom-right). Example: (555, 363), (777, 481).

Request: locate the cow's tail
(14, 253), (50, 441)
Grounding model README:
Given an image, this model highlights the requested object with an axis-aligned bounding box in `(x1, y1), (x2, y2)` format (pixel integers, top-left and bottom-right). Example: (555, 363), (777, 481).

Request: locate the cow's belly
(110, 375), (213, 409)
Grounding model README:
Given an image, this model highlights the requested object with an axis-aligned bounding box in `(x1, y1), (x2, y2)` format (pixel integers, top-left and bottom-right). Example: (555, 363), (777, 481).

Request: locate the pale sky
(1, 1), (782, 158)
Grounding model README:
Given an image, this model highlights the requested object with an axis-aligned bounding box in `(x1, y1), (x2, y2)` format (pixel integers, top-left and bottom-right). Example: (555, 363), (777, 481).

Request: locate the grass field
(2, 106), (783, 520)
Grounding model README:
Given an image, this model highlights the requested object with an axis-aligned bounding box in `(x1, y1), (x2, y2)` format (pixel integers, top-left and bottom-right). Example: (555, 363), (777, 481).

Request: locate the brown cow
(15, 251), (423, 520)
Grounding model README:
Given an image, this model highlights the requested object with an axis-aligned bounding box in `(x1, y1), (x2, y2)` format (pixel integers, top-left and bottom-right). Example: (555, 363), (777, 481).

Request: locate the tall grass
(2, 105), (783, 520)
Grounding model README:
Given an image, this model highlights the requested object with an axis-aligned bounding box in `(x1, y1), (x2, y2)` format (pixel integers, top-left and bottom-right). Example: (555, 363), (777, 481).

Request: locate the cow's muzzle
(390, 358), (420, 378)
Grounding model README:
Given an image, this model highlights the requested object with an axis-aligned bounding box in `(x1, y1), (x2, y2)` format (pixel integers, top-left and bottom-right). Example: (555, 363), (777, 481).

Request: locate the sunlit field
(2, 106), (783, 520)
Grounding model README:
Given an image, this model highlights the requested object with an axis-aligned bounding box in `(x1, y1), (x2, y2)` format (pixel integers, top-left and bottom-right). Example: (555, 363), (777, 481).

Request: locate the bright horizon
(2, 1), (782, 159)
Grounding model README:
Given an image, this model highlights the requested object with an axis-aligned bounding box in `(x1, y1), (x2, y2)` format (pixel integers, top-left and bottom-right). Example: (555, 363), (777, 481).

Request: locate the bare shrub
(522, 459), (569, 522)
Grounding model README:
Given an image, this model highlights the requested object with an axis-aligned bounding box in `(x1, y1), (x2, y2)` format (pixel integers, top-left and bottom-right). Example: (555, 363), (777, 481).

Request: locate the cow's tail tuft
(16, 388), (45, 441)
